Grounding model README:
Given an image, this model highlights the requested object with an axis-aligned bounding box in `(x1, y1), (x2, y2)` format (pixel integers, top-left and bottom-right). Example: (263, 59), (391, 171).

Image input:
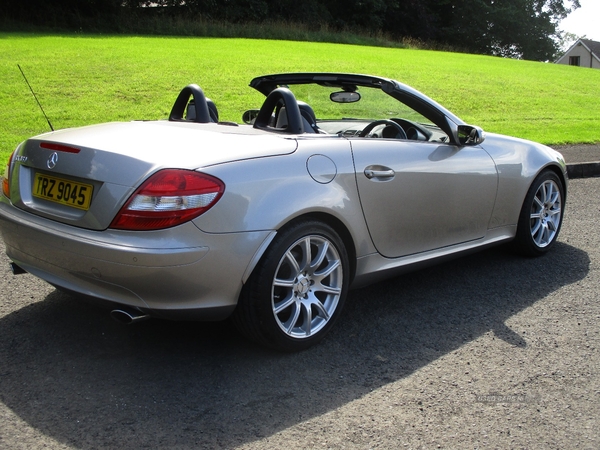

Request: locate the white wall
(556, 41), (600, 69)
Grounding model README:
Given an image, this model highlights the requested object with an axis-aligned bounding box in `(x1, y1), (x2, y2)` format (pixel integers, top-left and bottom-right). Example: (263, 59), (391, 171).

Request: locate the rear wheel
(513, 170), (564, 256)
(233, 220), (349, 351)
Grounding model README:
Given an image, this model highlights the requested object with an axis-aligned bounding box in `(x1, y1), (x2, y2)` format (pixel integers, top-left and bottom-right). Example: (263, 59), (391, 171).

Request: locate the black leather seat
(298, 101), (320, 133)
(275, 101), (321, 133)
(186, 98), (219, 123)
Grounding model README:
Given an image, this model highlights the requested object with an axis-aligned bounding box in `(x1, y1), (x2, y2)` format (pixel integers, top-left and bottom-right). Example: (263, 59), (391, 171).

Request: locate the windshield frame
(249, 73), (465, 144)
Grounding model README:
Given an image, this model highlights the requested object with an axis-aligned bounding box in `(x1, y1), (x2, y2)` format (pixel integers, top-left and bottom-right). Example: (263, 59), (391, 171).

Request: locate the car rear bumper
(0, 200), (273, 320)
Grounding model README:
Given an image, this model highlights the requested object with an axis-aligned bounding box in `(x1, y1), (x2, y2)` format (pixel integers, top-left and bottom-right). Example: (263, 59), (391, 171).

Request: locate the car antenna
(17, 64), (54, 132)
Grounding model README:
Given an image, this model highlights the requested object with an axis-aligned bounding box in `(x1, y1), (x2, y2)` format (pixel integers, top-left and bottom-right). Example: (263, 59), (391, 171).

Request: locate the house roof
(557, 38), (600, 64)
(580, 39), (600, 59)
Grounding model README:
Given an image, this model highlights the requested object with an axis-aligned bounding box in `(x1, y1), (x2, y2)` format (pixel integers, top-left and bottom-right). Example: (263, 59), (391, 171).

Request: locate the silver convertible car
(0, 73), (566, 351)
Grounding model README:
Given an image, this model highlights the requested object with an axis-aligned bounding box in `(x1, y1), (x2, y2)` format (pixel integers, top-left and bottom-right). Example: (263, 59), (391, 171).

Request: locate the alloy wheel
(529, 179), (562, 248)
(271, 235), (343, 338)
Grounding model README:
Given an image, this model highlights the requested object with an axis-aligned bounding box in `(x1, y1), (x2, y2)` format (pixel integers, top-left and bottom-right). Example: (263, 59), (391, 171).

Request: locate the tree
(5, 0), (124, 27)
(434, 0), (581, 60)
(3, 0), (581, 61)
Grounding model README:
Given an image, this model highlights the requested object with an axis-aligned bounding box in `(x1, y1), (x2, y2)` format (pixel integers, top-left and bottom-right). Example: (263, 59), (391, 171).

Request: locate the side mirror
(243, 109), (260, 124)
(458, 125), (485, 146)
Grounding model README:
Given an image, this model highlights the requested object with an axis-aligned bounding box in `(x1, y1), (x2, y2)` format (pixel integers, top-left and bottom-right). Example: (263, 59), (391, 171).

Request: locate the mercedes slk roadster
(0, 73), (567, 351)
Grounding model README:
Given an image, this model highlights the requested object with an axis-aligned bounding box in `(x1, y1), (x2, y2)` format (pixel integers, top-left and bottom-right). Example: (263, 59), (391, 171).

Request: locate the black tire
(233, 220), (350, 351)
(512, 170), (565, 257)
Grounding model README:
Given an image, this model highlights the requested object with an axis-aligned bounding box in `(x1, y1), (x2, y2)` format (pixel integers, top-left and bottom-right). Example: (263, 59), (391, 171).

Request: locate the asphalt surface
(0, 178), (598, 449)
(552, 144), (600, 178)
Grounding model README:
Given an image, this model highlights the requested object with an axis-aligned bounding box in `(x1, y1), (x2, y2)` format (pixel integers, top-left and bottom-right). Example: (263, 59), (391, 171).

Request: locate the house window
(569, 56), (581, 66)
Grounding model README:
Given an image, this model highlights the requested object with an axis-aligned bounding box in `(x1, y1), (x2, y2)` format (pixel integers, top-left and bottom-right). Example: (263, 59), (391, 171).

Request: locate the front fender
(481, 133), (567, 229)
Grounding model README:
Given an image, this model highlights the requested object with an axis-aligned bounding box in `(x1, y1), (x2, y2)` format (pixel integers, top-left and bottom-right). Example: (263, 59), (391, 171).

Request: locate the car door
(351, 139), (498, 258)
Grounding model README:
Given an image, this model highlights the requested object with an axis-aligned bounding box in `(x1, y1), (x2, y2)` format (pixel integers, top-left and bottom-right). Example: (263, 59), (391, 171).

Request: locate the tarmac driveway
(0, 178), (598, 449)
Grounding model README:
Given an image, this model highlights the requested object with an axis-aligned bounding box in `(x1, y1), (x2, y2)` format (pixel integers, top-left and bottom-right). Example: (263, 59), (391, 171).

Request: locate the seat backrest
(185, 98), (219, 123)
(207, 98), (219, 122)
(275, 106), (289, 129)
(298, 101), (319, 133)
(253, 87), (304, 134)
(276, 102), (319, 133)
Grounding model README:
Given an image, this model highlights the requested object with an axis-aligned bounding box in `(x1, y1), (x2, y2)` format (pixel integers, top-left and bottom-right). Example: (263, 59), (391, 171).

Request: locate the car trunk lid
(7, 121), (297, 230)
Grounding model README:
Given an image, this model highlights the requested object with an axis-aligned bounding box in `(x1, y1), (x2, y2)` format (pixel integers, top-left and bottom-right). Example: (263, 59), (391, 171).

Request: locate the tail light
(2, 151), (15, 200)
(110, 169), (225, 231)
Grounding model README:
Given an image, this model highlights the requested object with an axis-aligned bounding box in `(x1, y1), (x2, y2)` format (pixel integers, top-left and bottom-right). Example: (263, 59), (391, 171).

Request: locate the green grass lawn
(1, 33), (600, 161)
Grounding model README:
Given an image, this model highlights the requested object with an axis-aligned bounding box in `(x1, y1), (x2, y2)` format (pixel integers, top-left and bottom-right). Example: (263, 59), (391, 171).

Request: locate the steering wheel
(359, 119), (407, 139)
(169, 84), (212, 123)
(253, 87), (304, 134)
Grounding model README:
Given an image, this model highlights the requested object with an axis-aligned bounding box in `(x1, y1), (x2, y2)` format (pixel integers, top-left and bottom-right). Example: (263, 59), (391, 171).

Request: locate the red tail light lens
(2, 151), (15, 200)
(110, 169), (225, 231)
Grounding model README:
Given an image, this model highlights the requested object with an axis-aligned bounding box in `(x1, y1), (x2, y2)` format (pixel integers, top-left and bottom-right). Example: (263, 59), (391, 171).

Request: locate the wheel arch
(233, 211), (354, 350)
(514, 163), (567, 224)
(300, 212), (357, 283)
(242, 212), (357, 288)
(511, 162), (568, 232)
(515, 163), (568, 221)
(541, 163), (568, 202)
(511, 164), (566, 256)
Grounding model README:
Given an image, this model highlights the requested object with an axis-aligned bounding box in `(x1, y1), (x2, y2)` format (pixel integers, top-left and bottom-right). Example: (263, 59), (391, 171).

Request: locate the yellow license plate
(33, 173), (93, 211)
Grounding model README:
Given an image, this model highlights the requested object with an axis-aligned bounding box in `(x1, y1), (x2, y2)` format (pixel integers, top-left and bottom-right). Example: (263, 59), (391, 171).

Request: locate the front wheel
(233, 220), (349, 351)
(512, 170), (565, 256)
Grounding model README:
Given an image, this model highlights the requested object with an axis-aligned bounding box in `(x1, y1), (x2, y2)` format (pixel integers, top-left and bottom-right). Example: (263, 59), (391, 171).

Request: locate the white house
(556, 38), (600, 69)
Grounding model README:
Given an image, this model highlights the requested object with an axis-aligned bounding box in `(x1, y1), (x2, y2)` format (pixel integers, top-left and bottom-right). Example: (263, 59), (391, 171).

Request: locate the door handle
(364, 167), (395, 180)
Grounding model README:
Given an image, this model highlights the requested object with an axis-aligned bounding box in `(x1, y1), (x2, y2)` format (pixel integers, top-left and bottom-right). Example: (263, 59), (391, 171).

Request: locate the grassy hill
(1, 33), (599, 160)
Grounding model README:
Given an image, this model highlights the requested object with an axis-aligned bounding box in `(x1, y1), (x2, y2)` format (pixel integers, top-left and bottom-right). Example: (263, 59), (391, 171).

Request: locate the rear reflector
(110, 169), (225, 230)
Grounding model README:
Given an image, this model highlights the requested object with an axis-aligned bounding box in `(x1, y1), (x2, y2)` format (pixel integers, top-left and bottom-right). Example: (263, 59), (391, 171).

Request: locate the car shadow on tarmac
(0, 242), (590, 448)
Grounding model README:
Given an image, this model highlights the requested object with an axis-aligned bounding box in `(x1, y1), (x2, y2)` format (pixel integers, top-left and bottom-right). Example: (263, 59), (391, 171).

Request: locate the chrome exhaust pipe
(110, 308), (151, 324)
(9, 262), (27, 275)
